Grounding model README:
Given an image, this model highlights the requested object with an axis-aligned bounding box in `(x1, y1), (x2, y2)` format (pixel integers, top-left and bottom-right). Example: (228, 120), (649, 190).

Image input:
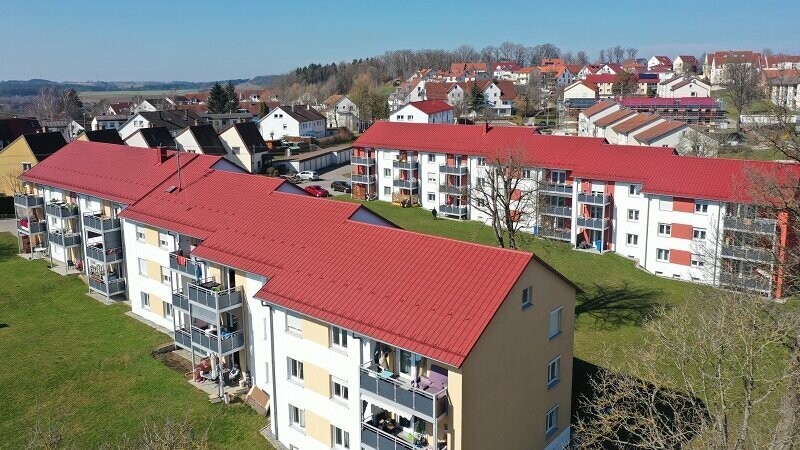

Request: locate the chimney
(307, 104), (310, 110)
(157, 146), (169, 164)
(483, 122), (490, 134)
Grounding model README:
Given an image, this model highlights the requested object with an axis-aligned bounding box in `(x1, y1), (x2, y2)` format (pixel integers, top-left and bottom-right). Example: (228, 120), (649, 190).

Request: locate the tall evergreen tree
(224, 81), (238, 113)
(206, 82), (227, 114)
(62, 89), (84, 120)
(468, 82), (485, 113)
(258, 101), (269, 118)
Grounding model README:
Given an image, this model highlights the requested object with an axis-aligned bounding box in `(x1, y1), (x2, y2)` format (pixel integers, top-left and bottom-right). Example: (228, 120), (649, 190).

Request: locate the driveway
(295, 163), (353, 196)
(0, 219), (17, 236)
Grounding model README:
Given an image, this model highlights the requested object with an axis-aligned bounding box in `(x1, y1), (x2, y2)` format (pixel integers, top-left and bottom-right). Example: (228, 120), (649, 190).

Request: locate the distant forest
(0, 79), (250, 97)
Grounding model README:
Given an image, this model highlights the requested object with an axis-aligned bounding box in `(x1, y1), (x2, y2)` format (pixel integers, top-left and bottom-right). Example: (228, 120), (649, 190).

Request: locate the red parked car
(304, 185), (329, 197)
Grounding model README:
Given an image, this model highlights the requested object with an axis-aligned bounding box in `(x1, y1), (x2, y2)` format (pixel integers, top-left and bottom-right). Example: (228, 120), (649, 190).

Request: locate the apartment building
(352, 122), (800, 299)
(17, 141), (234, 298)
(118, 169), (576, 450)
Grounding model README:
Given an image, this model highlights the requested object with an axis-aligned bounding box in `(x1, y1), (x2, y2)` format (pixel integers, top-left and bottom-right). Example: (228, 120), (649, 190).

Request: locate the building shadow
(575, 282), (664, 330)
(0, 237), (17, 261)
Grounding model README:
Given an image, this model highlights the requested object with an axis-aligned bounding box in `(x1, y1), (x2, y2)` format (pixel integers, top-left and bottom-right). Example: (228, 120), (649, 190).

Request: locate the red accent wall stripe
(673, 197), (695, 213)
(671, 223), (693, 240)
(669, 249), (692, 266)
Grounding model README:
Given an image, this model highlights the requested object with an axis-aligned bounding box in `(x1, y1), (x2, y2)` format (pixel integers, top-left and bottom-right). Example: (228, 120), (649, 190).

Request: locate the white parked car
(297, 171), (319, 181)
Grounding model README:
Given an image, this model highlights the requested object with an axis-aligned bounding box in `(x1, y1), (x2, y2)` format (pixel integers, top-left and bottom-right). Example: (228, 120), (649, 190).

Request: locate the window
(547, 356), (561, 388)
(396, 115), (404, 120)
(289, 405), (305, 429)
(407, 115), (414, 120)
(626, 233), (638, 247)
(332, 378), (349, 402)
(695, 202), (709, 214)
(549, 307), (562, 338)
(332, 426), (350, 448)
(161, 267), (171, 284)
(428, 154), (435, 162)
(383, 186), (391, 195)
(546, 405), (559, 435)
(477, 177), (486, 187)
(22, 162), (32, 171)
(477, 157), (486, 166)
(427, 172), (436, 183)
(263, 362), (270, 384)
(628, 184), (641, 196)
(383, 168), (391, 177)
(691, 254), (705, 267)
(427, 193), (435, 201)
(159, 235), (169, 249)
(286, 313), (302, 335)
(136, 226), (145, 241)
(141, 292), (150, 310)
(693, 228), (706, 240)
(164, 303), (173, 319)
(288, 358), (304, 382)
(263, 318), (269, 341)
(331, 326), (348, 349)
(232, 146), (240, 154)
(658, 223), (672, 237)
(138, 258), (148, 276)
(282, 124), (287, 130)
(522, 286), (532, 309)
(550, 170), (566, 184)
(657, 248), (670, 262)
(521, 168), (534, 179)
(399, 350), (413, 376)
(659, 198), (673, 211)
(627, 209), (640, 222)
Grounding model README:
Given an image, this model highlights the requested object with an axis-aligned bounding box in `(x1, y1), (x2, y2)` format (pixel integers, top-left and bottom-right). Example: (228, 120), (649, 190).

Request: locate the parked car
(297, 170), (319, 181)
(304, 185), (329, 197)
(331, 181), (352, 193)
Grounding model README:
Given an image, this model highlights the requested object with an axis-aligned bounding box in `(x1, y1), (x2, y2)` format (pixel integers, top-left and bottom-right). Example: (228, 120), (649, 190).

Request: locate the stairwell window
(547, 356), (561, 388)
(691, 255), (705, 267)
(628, 184), (641, 196)
(657, 249), (670, 262)
(288, 358), (304, 383)
(141, 292), (150, 310)
(331, 326), (348, 349)
(549, 307), (562, 338)
(546, 405), (559, 436)
(522, 286), (532, 309)
(658, 223), (672, 237)
(331, 378), (349, 403)
(138, 258), (148, 276)
(332, 426), (350, 448)
(289, 404), (305, 430)
(627, 209), (639, 222)
(163, 303), (173, 319)
(136, 226), (146, 241)
(286, 313), (303, 336)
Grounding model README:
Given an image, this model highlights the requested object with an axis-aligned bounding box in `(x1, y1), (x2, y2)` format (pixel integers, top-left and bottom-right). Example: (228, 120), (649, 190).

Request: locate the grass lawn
(0, 233), (271, 449)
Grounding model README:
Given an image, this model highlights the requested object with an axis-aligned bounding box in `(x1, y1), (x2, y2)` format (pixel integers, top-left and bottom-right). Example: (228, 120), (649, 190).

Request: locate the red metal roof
(620, 97), (718, 108)
(408, 100), (453, 115)
(19, 141), (222, 204)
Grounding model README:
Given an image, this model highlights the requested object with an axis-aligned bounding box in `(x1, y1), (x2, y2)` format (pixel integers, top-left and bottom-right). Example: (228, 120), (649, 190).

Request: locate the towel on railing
(176, 255), (187, 266)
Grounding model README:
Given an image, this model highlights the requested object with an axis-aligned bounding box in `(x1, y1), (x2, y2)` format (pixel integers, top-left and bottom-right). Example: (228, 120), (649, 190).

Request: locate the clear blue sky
(1, 0), (798, 82)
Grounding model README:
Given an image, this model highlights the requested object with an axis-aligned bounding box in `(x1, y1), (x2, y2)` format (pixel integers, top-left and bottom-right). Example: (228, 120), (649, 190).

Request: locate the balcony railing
(577, 192), (611, 205)
(540, 182), (573, 196)
(439, 165), (468, 175)
(723, 216), (777, 235)
(45, 202), (79, 218)
(183, 326), (245, 356)
(542, 206), (572, 217)
(187, 281), (243, 311)
(393, 179), (419, 190)
(169, 251), (199, 278)
(83, 214), (121, 232)
(539, 228), (571, 241)
(85, 244), (123, 263)
(576, 216), (609, 230)
(719, 273), (771, 293)
(17, 218), (47, 234)
(361, 422), (415, 450)
(721, 245), (774, 263)
(48, 231), (81, 247)
(392, 160), (418, 170)
(88, 276), (126, 295)
(352, 156), (376, 166)
(352, 174), (376, 184)
(438, 184), (468, 195)
(172, 290), (190, 311)
(438, 204), (468, 216)
(174, 328), (193, 350)
(14, 193), (44, 208)
(360, 363), (446, 419)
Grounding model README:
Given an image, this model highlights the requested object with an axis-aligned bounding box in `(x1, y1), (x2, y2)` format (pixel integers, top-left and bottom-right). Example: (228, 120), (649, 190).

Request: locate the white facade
(218, 126), (266, 173)
(322, 96), (362, 132)
(258, 106), (326, 140)
(578, 104), (621, 137)
(91, 116), (128, 132)
(118, 114), (154, 140)
(632, 124), (690, 147)
(563, 82), (596, 101)
(390, 103), (454, 124)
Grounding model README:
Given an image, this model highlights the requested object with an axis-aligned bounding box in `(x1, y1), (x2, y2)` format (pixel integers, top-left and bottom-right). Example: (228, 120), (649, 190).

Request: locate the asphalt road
(295, 163), (353, 196)
(0, 219), (17, 236)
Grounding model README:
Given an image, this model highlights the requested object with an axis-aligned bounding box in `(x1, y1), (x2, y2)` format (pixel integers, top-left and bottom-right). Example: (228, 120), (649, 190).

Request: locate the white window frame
(659, 198), (673, 211)
(547, 356), (561, 388)
(286, 312), (302, 335)
(627, 209), (639, 222)
(626, 233), (638, 247)
(289, 404), (305, 429)
(693, 227), (706, 240)
(427, 193), (435, 201)
(658, 223), (672, 237)
(691, 254), (705, 267)
(546, 405), (559, 435)
(161, 266), (171, 285)
(136, 225), (146, 242)
(141, 292), (150, 310)
(522, 286), (532, 309)
(628, 184), (641, 196)
(695, 201), (709, 214)
(428, 154), (435, 162)
(263, 317), (269, 341)
(331, 377), (349, 403)
(163, 302), (173, 319)
(549, 307), (562, 339)
(288, 357), (304, 383)
(427, 172), (436, 183)
(332, 425), (350, 449)
(656, 248), (670, 262)
(331, 326), (348, 350)
(138, 258), (148, 276)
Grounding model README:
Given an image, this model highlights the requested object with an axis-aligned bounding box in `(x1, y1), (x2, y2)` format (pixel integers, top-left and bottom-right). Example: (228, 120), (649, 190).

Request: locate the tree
(467, 82), (486, 116)
(597, 49), (606, 64)
(29, 86), (63, 119)
(719, 59), (764, 132)
(470, 148), (539, 249)
(577, 51), (590, 65)
(206, 82), (227, 114)
(611, 45), (625, 64)
(257, 101), (269, 118)
(676, 128), (720, 156)
(575, 291), (800, 449)
(224, 81), (238, 113)
(626, 47), (639, 60)
(516, 71), (543, 117)
(612, 70), (639, 97)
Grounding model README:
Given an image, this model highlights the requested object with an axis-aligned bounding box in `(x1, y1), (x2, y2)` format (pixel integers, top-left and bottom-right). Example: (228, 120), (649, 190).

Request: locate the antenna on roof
(176, 150), (183, 191)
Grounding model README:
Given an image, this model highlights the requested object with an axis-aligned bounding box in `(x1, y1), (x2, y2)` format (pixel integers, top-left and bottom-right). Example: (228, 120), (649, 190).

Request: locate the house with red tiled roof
(563, 80), (597, 103)
(766, 54), (800, 70)
(420, 80), (515, 117)
(597, 63), (623, 75)
(492, 61), (522, 80)
(607, 112), (665, 145)
(673, 55), (699, 74)
(764, 69), (800, 110)
(575, 64), (603, 80)
(577, 100), (621, 135)
(319, 94), (362, 132)
(648, 55), (673, 70)
(538, 65), (573, 87)
(390, 100), (454, 124)
(510, 66), (540, 85)
(704, 50), (767, 84)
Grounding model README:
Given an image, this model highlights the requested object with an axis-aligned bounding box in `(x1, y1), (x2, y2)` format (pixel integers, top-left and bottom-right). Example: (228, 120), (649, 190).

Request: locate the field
(0, 233), (271, 449)
(77, 89), (195, 103)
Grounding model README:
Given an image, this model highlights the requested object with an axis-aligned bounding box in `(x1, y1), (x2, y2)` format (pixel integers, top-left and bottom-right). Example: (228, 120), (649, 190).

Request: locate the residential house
(597, 64), (623, 75)
(353, 121), (800, 299)
(124, 127), (176, 149)
(765, 55), (800, 70)
(657, 76), (689, 97)
(575, 64), (602, 80)
(76, 129), (124, 145)
(583, 75), (618, 98)
(493, 61), (522, 80)
(258, 105), (327, 140)
(538, 65), (573, 88)
(619, 97), (725, 126)
(0, 118), (41, 149)
(590, 108), (638, 138)
(673, 55), (699, 75)
(0, 132), (66, 195)
(390, 100), (454, 124)
(134, 98), (174, 113)
(450, 62), (488, 75)
(606, 113), (665, 145)
(665, 78), (711, 98)
(704, 51), (767, 84)
(648, 56), (673, 70)
(218, 122), (271, 173)
(42, 119), (85, 141)
(199, 112), (255, 132)
(174, 125), (226, 155)
(320, 95), (362, 132)
(117, 110), (207, 140)
(577, 101), (621, 136)
(631, 120), (691, 147)
(91, 115), (129, 132)
(766, 69), (800, 110)
(511, 67), (540, 86)
(563, 81), (598, 108)
(107, 102), (133, 115)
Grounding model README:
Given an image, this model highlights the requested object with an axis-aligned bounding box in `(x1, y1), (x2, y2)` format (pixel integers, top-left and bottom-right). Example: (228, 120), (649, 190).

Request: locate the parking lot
(293, 163), (353, 196)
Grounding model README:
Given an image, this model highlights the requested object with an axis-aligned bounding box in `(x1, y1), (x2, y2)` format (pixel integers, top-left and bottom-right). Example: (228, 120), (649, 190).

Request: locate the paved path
(0, 219), (17, 236)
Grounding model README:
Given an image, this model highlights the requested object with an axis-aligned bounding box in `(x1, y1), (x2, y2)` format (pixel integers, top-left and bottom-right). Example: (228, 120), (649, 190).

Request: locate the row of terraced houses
(14, 141), (576, 450)
(350, 122), (799, 299)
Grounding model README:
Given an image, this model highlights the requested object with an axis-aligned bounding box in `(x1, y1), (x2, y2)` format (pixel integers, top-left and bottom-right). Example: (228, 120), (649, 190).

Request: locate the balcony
(48, 231), (81, 247)
(187, 280), (243, 311)
(539, 228), (571, 241)
(438, 204), (468, 217)
(360, 362), (446, 419)
(85, 244), (123, 263)
(439, 165), (468, 175)
(723, 216), (777, 235)
(169, 251), (199, 278)
(352, 174), (376, 184)
(540, 183), (573, 197)
(576, 216), (609, 230)
(88, 276), (126, 295)
(17, 218), (46, 234)
(577, 192), (611, 205)
(172, 290), (190, 311)
(83, 214), (121, 232)
(393, 179), (419, 190)
(45, 202), (79, 219)
(361, 422), (415, 450)
(542, 206), (572, 217)
(352, 156), (376, 166)
(438, 184), (468, 195)
(719, 273), (771, 293)
(721, 245), (774, 263)
(14, 193), (44, 208)
(392, 160), (418, 170)
(174, 327), (245, 356)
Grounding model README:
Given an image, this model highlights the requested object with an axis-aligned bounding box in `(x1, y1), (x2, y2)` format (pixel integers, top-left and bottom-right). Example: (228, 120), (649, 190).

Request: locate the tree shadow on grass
(576, 282), (665, 330)
(0, 237), (17, 262)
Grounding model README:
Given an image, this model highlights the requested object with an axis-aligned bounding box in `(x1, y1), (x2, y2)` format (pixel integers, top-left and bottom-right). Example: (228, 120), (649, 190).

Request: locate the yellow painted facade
(0, 137), (37, 195)
(305, 410), (332, 447)
(142, 225), (159, 247)
(149, 293), (164, 316)
(302, 318), (330, 347)
(147, 260), (162, 282)
(446, 369), (463, 450)
(303, 361), (331, 398)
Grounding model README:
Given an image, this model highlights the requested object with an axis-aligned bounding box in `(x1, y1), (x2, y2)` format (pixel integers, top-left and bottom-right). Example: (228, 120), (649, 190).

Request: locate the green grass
(0, 233), (270, 449)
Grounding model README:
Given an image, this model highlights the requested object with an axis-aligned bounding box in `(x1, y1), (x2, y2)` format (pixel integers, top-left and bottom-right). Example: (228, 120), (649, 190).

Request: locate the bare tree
(597, 49), (606, 64)
(470, 147), (538, 249)
(626, 47), (639, 60)
(29, 86), (63, 120)
(676, 127), (720, 156)
(562, 51), (576, 65)
(5, 168), (24, 195)
(575, 291), (800, 450)
(719, 59), (764, 132)
(577, 50), (590, 65)
(612, 45), (626, 64)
